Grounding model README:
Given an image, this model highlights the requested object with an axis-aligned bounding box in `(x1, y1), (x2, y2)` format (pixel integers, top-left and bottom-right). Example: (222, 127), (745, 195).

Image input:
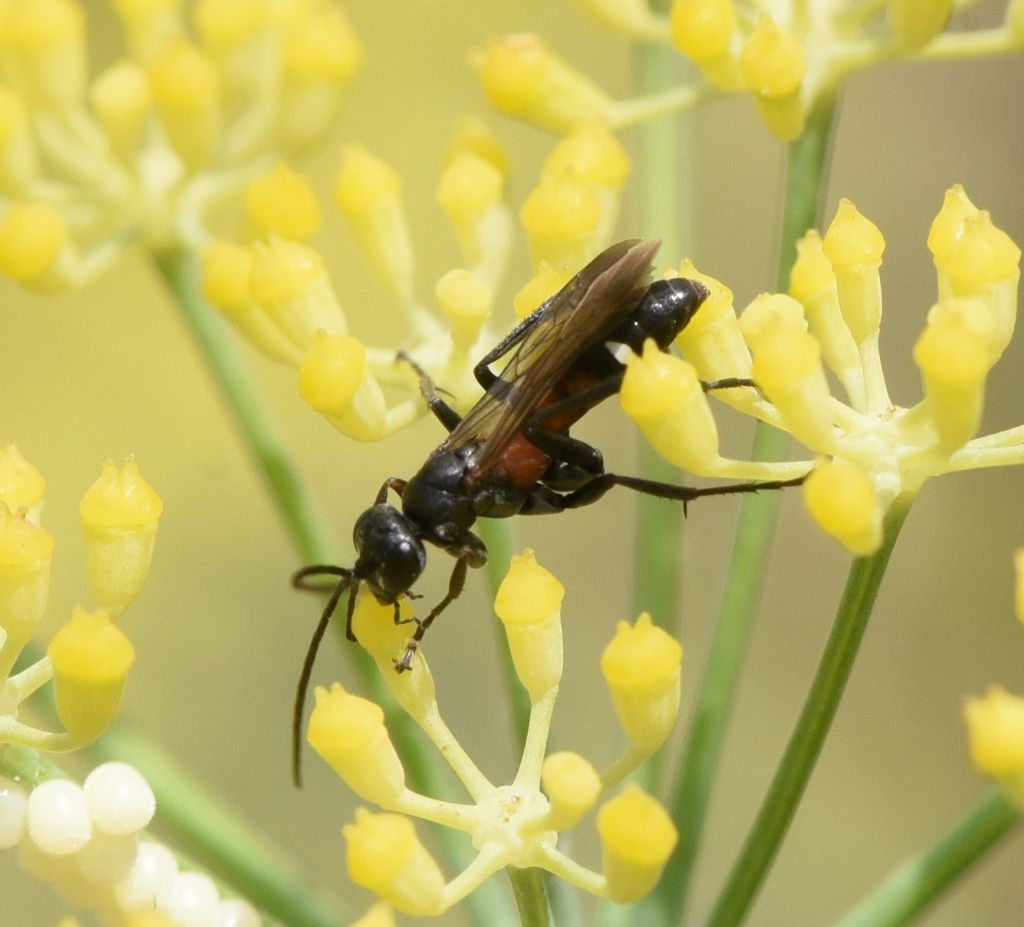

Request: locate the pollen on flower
(597, 784), (678, 903)
(244, 162), (322, 241)
(803, 459), (882, 556)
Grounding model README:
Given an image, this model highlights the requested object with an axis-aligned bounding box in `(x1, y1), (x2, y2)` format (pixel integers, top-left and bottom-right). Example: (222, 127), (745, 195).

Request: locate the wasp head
(353, 503), (427, 602)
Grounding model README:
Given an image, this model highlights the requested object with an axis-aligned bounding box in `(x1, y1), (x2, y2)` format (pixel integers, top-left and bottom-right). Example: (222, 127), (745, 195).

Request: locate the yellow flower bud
(512, 263), (567, 321)
(601, 613), (682, 753)
(194, 0), (267, 52)
(670, 0), (735, 62)
(282, 5), (362, 84)
(112, 0), (185, 64)
(79, 458), (163, 615)
(308, 684), (406, 806)
(965, 687), (1024, 802)
(494, 549), (565, 700)
(670, 0), (743, 90)
(299, 333), (390, 442)
(941, 211), (1021, 359)
(913, 312), (990, 453)
(446, 116), (509, 178)
(244, 163), (322, 241)
(823, 199), (886, 344)
(597, 784), (677, 903)
(334, 145), (414, 302)
(436, 269), (492, 351)
(927, 185), (979, 269)
(0, 88), (38, 195)
(739, 292), (807, 349)
(1016, 548), (1024, 625)
(344, 809), (446, 916)
(0, 445), (46, 515)
(436, 152), (504, 223)
(752, 330), (835, 453)
(349, 595), (438, 719)
(803, 459), (882, 556)
(0, 503), (54, 644)
(11, 0), (87, 110)
(543, 125), (630, 191)
(148, 39), (220, 170)
(476, 34), (612, 132)
(740, 15), (806, 140)
(887, 0), (952, 51)
(790, 231), (863, 406)
(124, 912), (179, 927)
(249, 236), (347, 353)
(90, 61), (153, 163)
(520, 172), (602, 269)
(541, 751), (600, 832)
(48, 607), (135, 742)
(0, 202), (70, 287)
(673, 262), (753, 382)
(620, 341), (720, 476)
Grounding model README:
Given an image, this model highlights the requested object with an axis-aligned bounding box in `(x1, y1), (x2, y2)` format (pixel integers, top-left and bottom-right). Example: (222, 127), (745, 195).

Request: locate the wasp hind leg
(394, 555), (471, 672)
(397, 352), (462, 433)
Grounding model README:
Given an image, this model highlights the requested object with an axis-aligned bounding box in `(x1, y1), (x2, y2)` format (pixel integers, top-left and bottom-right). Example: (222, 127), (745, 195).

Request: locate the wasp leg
(555, 471), (809, 511)
(397, 352), (463, 432)
(702, 376), (760, 393)
(394, 555), (470, 673)
(471, 310), (550, 391)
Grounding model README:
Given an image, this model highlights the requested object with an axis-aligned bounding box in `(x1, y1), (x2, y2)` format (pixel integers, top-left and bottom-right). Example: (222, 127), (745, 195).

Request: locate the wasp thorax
(353, 504), (427, 601)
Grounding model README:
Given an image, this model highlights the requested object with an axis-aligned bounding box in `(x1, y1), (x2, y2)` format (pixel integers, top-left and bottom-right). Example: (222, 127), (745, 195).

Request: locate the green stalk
(630, 15), (691, 645)
(833, 789), (1020, 927)
(149, 248), (507, 926)
(705, 496), (911, 927)
(657, 96), (837, 924)
(509, 866), (554, 927)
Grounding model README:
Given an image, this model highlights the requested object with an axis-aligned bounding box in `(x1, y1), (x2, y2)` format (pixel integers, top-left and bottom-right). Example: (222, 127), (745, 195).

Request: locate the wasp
(292, 239), (804, 783)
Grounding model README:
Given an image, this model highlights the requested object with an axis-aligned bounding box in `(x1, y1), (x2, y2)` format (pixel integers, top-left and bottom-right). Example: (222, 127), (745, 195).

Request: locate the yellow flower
(965, 687), (1024, 804)
(597, 784), (678, 903)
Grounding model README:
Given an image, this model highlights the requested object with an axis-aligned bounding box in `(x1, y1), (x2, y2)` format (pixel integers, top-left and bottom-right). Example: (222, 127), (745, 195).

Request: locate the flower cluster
(0, 0), (361, 291)
(619, 186), (1022, 555)
(1, 448), (160, 755)
(202, 119), (633, 436)
(477, 1), (1024, 141)
(307, 550), (681, 918)
(1, 760), (259, 927)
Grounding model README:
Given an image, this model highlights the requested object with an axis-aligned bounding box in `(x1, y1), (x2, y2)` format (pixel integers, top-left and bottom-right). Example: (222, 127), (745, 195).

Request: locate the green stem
(656, 95), (837, 925)
(509, 867), (554, 927)
(833, 789), (1020, 927)
(631, 29), (690, 642)
(150, 247), (336, 566)
(706, 496), (912, 927)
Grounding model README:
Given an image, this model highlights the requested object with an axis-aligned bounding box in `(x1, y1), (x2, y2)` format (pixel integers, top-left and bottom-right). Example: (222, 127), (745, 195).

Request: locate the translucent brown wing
(440, 239), (661, 475)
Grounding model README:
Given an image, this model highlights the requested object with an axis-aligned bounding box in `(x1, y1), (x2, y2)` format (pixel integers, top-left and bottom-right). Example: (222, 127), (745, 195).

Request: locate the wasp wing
(441, 239), (661, 474)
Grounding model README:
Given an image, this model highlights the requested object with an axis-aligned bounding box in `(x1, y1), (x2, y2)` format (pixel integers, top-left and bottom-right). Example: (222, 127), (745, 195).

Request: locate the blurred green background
(3, 1), (1024, 925)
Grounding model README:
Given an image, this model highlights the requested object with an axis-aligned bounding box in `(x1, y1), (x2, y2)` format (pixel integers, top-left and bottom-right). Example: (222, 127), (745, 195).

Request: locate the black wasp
(292, 239), (803, 783)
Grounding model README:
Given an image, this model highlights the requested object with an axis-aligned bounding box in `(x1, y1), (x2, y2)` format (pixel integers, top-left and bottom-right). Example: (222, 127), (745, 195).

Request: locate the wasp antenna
(292, 571), (353, 788)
